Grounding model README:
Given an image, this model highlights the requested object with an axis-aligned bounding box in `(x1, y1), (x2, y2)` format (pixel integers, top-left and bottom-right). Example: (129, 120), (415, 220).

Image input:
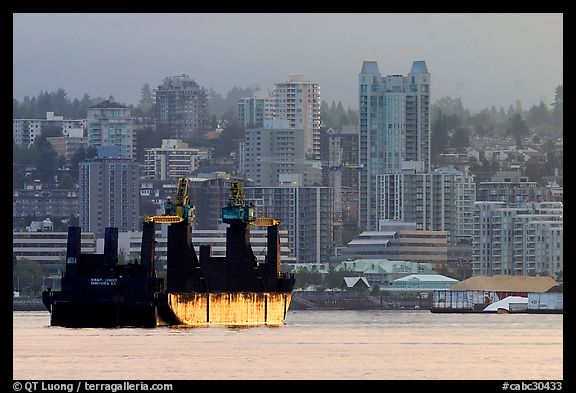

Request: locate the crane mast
(144, 177), (195, 224)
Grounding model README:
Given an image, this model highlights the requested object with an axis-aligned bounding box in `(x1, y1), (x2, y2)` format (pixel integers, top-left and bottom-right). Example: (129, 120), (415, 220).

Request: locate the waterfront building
(335, 226), (448, 269)
(472, 201), (563, 278)
(334, 259), (435, 287)
(13, 229), (95, 275)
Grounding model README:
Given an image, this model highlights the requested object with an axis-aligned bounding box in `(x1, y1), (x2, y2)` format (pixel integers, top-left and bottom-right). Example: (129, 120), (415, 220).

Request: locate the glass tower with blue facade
(358, 60), (431, 231)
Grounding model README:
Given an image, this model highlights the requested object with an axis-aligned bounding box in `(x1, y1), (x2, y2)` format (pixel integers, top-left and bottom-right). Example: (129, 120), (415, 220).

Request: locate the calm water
(13, 310), (563, 380)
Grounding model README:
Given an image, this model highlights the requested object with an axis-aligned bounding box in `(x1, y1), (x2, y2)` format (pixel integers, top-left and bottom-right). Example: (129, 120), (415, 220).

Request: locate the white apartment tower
(472, 202), (563, 278)
(273, 74), (321, 160)
(143, 139), (211, 180)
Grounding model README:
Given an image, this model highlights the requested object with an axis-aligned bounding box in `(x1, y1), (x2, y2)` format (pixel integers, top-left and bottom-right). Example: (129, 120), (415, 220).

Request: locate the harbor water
(13, 310), (563, 380)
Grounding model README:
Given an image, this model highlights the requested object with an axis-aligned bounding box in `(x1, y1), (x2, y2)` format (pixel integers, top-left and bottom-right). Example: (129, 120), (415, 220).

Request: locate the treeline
(320, 101), (359, 129)
(207, 86), (259, 123)
(12, 89), (121, 119)
(430, 85), (563, 159)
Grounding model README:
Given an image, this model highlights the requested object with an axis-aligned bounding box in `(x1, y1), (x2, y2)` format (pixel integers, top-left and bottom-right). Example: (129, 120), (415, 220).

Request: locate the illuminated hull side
(158, 292), (292, 326)
(161, 220), (295, 327)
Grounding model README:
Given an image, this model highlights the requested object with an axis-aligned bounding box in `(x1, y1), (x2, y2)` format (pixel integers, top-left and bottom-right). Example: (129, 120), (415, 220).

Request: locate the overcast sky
(13, 13), (563, 112)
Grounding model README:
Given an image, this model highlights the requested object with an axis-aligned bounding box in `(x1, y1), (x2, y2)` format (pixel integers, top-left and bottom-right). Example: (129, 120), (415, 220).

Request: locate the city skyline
(13, 13), (563, 112)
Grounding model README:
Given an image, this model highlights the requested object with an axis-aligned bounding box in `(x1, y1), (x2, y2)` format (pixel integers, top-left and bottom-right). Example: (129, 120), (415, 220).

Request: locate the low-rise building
(13, 188), (80, 222)
(334, 225), (448, 269)
(334, 259), (435, 287)
(13, 230), (96, 274)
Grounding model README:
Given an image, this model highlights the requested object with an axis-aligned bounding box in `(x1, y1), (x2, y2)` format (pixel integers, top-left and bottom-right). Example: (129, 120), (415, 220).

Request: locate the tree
(294, 267), (323, 289)
(431, 110), (458, 160)
(507, 113), (530, 147)
(13, 259), (44, 297)
(138, 83), (154, 115)
(52, 88), (70, 117)
(552, 85), (563, 127)
(135, 126), (171, 162)
(466, 110), (493, 136)
(526, 101), (551, 128)
(432, 96), (469, 121)
(32, 135), (58, 183)
(450, 127), (470, 150)
(323, 268), (357, 289)
(58, 172), (74, 190)
(346, 107), (359, 126)
(69, 145), (97, 181)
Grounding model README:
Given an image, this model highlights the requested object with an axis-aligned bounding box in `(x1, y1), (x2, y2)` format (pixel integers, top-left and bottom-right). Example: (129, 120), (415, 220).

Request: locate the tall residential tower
(155, 74), (209, 140)
(273, 74), (321, 160)
(358, 60), (431, 230)
(87, 100), (135, 160)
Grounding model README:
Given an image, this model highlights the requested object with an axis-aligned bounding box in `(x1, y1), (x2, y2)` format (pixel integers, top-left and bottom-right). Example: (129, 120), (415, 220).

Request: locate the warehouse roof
(450, 276), (558, 293)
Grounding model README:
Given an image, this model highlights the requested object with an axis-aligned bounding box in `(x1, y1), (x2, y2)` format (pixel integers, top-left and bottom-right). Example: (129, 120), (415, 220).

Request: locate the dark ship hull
(42, 226), (164, 328)
(42, 198), (295, 327)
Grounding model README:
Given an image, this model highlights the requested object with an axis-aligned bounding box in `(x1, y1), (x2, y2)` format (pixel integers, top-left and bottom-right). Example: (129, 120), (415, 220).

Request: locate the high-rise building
(243, 126), (304, 186)
(155, 74), (209, 140)
(378, 166), (476, 243)
(477, 171), (542, 203)
(87, 100), (135, 160)
(273, 74), (321, 160)
(238, 95), (274, 128)
(244, 186), (333, 264)
(472, 201), (563, 278)
(321, 126), (361, 245)
(143, 139), (211, 180)
(79, 158), (140, 237)
(358, 60), (431, 230)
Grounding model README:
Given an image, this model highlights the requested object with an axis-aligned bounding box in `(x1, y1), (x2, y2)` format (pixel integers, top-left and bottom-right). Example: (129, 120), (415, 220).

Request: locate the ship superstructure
(42, 178), (294, 327)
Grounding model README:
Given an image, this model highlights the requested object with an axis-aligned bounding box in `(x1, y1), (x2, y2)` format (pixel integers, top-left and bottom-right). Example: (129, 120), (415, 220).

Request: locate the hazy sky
(13, 13), (563, 112)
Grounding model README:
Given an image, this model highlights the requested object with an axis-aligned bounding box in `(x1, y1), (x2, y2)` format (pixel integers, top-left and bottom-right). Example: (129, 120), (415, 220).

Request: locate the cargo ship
(41, 226), (164, 327)
(42, 178), (295, 327)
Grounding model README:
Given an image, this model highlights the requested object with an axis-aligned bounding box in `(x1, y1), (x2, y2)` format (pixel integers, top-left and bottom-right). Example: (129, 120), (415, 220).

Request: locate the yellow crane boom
(143, 215), (184, 224)
(250, 217), (280, 227)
